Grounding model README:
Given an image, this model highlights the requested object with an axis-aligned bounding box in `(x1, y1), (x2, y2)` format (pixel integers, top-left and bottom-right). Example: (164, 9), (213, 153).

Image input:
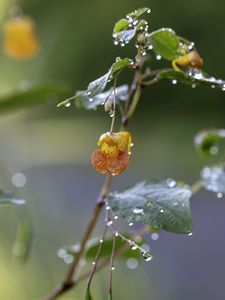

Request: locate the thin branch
(108, 234), (116, 299)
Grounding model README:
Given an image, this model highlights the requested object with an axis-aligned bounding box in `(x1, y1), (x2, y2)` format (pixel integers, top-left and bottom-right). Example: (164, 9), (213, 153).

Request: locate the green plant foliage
(157, 70), (225, 90)
(0, 192), (26, 206)
(149, 28), (180, 60)
(109, 180), (192, 234)
(113, 8), (150, 46)
(85, 288), (93, 300)
(12, 219), (32, 262)
(59, 234), (145, 262)
(75, 85), (129, 110)
(201, 166), (225, 194)
(194, 129), (225, 159)
(0, 83), (71, 113)
(87, 58), (133, 99)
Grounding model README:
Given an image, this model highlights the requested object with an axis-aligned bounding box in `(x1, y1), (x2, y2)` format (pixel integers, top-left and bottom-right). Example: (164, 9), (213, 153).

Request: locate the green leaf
(86, 57), (132, 99)
(127, 7), (151, 19)
(85, 288), (93, 300)
(157, 70), (225, 90)
(0, 192), (26, 206)
(85, 235), (142, 260)
(75, 85), (129, 110)
(194, 129), (225, 159)
(87, 70), (112, 98)
(0, 83), (71, 113)
(59, 234), (143, 262)
(13, 219), (32, 262)
(149, 28), (180, 61)
(113, 19), (129, 33)
(109, 180), (192, 234)
(201, 166), (225, 194)
(113, 8), (150, 46)
(111, 58), (133, 75)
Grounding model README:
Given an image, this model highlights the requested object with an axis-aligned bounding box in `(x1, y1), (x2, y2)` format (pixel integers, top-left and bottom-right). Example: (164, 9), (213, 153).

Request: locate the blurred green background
(0, 0), (225, 299)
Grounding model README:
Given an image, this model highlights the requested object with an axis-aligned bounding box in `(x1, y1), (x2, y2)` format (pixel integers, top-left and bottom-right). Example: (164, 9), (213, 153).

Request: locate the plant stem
(43, 48), (147, 300)
(108, 234), (116, 299)
(43, 175), (112, 300)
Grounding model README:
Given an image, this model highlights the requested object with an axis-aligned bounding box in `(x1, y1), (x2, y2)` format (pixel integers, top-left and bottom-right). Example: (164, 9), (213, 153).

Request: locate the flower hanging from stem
(91, 131), (133, 176)
(172, 50), (203, 72)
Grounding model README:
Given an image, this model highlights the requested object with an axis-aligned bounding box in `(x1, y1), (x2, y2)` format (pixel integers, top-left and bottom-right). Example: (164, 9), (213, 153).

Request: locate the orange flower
(172, 50), (203, 72)
(3, 16), (39, 60)
(91, 131), (132, 176)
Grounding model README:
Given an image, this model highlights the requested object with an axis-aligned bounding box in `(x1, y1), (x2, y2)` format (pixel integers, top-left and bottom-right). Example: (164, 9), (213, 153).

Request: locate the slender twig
(108, 234), (116, 299)
(86, 225), (108, 291)
(110, 78), (117, 134)
(191, 180), (203, 194)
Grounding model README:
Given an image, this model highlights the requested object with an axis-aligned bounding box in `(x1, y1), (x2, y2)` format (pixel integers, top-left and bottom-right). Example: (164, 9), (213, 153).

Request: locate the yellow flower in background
(3, 16), (39, 60)
(172, 50), (203, 72)
(91, 131), (133, 176)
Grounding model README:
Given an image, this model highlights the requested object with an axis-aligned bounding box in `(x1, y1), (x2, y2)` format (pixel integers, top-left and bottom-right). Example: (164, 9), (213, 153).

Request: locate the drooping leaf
(59, 234), (144, 262)
(87, 70), (112, 98)
(157, 69), (225, 90)
(0, 192), (26, 206)
(109, 180), (192, 234)
(0, 83), (71, 113)
(201, 166), (225, 194)
(194, 129), (225, 159)
(85, 235), (143, 260)
(75, 85), (129, 110)
(149, 28), (180, 60)
(111, 58), (133, 75)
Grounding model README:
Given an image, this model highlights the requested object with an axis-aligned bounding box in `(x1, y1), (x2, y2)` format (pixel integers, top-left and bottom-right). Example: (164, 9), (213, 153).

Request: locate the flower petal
(91, 150), (108, 174)
(107, 151), (131, 176)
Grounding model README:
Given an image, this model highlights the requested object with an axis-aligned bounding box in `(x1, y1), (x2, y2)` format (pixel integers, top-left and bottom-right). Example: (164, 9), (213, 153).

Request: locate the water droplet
(151, 233), (159, 241)
(89, 98), (93, 102)
(107, 221), (113, 226)
(113, 215), (118, 220)
(211, 84), (216, 89)
(160, 209), (164, 213)
(114, 41), (119, 46)
(65, 102), (71, 107)
(172, 79), (177, 85)
(144, 256), (152, 262)
(147, 8), (151, 13)
(217, 192), (223, 198)
(166, 178), (176, 188)
(156, 55), (161, 60)
(130, 143), (134, 147)
(92, 261), (96, 265)
(121, 43), (125, 47)
(128, 151), (132, 155)
(99, 239), (103, 243)
(188, 232), (193, 236)
(114, 231), (119, 237)
(64, 254), (73, 264)
(148, 45), (153, 50)
(111, 266), (115, 271)
(132, 208), (144, 214)
(126, 258), (138, 269)
(192, 83), (196, 88)
(11, 172), (27, 188)
(106, 206), (110, 210)
(130, 242), (138, 250)
(128, 222), (134, 227)
(210, 146), (218, 155)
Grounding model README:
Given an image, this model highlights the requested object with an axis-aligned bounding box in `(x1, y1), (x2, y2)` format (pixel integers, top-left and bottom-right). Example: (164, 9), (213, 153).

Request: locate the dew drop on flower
(156, 55), (161, 60)
(128, 222), (134, 227)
